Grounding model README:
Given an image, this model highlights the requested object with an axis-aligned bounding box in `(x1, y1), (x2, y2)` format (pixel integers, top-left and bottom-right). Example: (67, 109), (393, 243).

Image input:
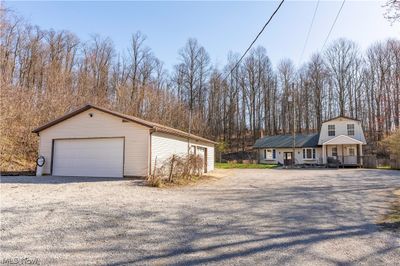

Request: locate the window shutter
(303, 149), (305, 159)
(313, 149), (316, 159)
(272, 149), (276, 159)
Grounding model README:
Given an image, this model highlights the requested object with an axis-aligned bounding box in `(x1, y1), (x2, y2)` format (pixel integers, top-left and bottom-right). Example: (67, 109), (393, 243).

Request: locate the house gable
(318, 116), (366, 145)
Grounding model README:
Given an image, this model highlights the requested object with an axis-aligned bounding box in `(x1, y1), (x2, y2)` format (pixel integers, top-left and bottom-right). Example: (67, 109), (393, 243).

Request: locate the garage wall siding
(151, 132), (214, 173)
(38, 109), (150, 176)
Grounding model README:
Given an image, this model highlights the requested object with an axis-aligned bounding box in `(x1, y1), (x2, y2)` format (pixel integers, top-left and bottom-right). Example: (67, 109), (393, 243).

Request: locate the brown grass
(160, 175), (218, 188)
(377, 189), (400, 231)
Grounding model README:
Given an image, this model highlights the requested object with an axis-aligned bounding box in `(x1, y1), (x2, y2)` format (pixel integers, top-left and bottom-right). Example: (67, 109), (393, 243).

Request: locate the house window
(264, 149), (276, 160)
(347, 124), (355, 136)
(303, 148), (316, 159)
(328, 125), (335, 136)
(348, 147), (355, 156)
(332, 147), (338, 157)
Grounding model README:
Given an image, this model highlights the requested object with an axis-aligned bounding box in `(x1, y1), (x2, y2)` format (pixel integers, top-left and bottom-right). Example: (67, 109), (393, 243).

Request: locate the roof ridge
(32, 104), (217, 145)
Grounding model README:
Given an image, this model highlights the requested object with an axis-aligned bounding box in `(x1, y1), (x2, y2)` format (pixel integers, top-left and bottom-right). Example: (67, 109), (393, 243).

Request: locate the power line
(299, 0), (320, 64)
(321, 0), (346, 51)
(221, 0), (285, 82)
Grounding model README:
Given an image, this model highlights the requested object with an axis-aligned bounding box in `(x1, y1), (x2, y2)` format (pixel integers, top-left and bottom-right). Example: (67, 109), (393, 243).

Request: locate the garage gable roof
(32, 104), (217, 145)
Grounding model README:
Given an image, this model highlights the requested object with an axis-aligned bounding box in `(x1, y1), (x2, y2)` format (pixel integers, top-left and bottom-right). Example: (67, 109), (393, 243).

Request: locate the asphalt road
(1, 169), (399, 265)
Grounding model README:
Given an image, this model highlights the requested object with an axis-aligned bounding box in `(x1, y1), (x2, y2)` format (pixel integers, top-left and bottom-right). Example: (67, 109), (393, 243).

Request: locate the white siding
(259, 148), (322, 165)
(151, 132), (214, 173)
(37, 109), (150, 176)
(318, 118), (366, 145)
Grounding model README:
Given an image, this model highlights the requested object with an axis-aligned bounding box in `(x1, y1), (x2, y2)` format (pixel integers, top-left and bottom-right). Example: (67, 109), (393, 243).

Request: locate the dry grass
(146, 174), (217, 188)
(377, 189), (400, 231)
(158, 175), (217, 188)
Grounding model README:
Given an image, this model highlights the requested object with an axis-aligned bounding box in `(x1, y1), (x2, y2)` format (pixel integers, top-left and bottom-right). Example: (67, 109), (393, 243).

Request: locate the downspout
(149, 128), (155, 176)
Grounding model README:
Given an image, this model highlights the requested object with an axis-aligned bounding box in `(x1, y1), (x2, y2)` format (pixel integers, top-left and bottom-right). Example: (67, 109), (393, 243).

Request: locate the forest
(1, 8), (399, 171)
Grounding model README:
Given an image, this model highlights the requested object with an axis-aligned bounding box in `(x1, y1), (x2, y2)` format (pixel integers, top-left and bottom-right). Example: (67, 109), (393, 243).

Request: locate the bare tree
(1, 7), (399, 171)
(384, 0), (400, 24)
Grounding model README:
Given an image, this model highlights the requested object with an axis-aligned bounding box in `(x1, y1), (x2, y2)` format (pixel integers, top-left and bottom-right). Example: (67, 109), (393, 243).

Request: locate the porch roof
(322, 135), (364, 145)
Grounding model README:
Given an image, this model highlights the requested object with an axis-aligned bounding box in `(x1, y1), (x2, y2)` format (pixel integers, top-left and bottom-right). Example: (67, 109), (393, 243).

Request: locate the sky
(5, 1), (400, 71)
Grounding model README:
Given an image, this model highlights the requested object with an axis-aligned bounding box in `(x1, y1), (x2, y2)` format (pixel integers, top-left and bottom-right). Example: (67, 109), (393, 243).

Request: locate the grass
(377, 189), (400, 231)
(377, 165), (392, 169)
(215, 162), (278, 169)
(376, 166), (400, 170)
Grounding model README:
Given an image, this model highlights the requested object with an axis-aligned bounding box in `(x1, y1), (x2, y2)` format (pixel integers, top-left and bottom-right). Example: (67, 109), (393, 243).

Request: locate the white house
(318, 116), (366, 165)
(254, 116), (367, 167)
(32, 104), (216, 178)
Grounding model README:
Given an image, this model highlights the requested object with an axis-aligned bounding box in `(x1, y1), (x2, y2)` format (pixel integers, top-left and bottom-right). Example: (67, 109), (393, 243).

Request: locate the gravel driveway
(1, 169), (400, 265)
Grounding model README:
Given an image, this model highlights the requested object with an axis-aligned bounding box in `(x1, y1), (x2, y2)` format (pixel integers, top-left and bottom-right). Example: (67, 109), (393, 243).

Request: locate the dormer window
(347, 124), (355, 136)
(328, 125), (335, 136)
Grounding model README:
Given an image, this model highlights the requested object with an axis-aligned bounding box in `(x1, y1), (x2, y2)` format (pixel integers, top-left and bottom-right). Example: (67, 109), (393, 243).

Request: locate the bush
(146, 175), (162, 187)
(147, 154), (204, 186)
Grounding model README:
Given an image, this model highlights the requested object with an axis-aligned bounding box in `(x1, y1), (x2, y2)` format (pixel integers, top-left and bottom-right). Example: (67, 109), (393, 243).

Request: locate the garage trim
(50, 136), (126, 176)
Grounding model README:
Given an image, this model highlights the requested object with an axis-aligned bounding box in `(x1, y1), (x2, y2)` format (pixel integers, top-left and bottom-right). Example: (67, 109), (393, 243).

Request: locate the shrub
(146, 175), (162, 187)
(147, 154), (204, 186)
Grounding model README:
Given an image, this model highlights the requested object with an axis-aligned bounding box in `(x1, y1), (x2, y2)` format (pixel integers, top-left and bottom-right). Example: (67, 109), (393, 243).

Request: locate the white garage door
(52, 138), (124, 177)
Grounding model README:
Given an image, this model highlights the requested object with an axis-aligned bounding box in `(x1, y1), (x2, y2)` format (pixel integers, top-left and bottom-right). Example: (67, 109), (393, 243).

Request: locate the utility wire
(220, 0), (285, 82)
(299, 0), (320, 64)
(321, 0), (346, 51)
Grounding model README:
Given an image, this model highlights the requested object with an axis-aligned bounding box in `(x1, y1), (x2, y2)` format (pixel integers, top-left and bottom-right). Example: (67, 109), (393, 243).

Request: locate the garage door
(52, 138), (124, 177)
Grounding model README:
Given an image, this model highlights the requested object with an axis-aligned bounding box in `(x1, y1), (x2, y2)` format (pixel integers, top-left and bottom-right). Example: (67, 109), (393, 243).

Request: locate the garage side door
(52, 138), (124, 177)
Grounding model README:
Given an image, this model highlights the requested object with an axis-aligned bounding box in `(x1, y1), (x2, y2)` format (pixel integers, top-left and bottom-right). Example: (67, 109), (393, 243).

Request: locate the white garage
(33, 104), (216, 178)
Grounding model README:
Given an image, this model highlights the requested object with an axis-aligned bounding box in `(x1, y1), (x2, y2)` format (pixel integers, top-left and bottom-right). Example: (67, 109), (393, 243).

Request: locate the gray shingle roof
(253, 133), (320, 148)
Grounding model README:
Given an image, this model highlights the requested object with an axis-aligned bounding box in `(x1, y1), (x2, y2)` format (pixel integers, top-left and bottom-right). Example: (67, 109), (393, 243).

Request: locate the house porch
(322, 135), (364, 167)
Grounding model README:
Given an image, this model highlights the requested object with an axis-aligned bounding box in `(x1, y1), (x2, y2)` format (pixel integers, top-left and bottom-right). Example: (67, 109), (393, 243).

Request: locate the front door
(345, 146), (357, 165)
(284, 152), (293, 166)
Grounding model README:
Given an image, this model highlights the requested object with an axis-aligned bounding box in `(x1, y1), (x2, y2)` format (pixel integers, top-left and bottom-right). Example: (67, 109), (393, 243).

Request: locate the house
(254, 116), (367, 166)
(32, 104), (216, 178)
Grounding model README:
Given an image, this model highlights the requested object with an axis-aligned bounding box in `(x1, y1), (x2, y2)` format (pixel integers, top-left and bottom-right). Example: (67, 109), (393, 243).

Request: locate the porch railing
(327, 156), (363, 167)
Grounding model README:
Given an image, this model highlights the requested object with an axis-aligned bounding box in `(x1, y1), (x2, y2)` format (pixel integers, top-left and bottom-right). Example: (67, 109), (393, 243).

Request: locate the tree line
(1, 9), (399, 170)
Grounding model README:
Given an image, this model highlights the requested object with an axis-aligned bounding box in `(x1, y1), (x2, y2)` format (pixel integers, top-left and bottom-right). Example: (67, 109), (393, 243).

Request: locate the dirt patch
(377, 188), (400, 231)
(0, 171), (35, 176)
(151, 174), (219, 188)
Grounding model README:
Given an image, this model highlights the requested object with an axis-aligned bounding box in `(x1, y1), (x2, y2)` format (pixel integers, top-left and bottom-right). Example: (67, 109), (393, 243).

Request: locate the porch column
(342, 144), (344, 168)
(359, 144), (363, 167)
(322, 144), (326, 164)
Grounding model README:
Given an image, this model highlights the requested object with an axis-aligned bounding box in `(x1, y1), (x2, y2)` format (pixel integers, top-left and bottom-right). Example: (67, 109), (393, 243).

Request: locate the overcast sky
(6, 1), (400, 71)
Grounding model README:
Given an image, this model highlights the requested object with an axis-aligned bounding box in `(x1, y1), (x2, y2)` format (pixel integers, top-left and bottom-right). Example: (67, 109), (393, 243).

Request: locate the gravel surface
(1, 169), (400, 265)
